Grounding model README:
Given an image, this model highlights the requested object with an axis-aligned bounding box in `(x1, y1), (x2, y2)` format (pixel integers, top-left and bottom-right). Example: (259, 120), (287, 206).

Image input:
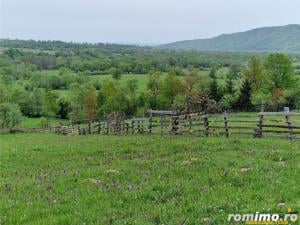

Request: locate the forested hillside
(161, 24), (300, 52)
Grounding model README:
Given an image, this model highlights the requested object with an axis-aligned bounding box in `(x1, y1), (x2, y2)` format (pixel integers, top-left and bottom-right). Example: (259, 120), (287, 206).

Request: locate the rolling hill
(161, 24), (300, 52)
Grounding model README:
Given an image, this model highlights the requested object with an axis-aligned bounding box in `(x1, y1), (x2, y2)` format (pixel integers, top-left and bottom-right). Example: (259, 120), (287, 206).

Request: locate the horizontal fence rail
(70, 108), (300, 140)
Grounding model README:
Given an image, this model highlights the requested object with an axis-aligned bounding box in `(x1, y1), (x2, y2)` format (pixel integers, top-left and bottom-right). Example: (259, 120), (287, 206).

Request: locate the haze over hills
(160, 24), (300, 52)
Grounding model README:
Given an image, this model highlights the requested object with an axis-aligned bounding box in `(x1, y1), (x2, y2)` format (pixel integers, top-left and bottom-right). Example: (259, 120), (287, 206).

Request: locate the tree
(265, 53), (294, 89)
(147, 72), (162, 109)
(43, 89), (58, 119)
(209, 67), (220, 101)
(243, 56), (266, 92)
(69, 83), (87, 121)
(28, 88), (45, 117)
(111, 68), (122, 80)
(160, 72), (184, 107)
(236, 78), (252, 111)
(83, 90), (97, 121)
(265, 53), (297, 109)
(126, 79), (138, 94)
(228, 64), (240, 79)
(0, 82), (11, 103)
(0, 103), (23, 128)
(225, 75), (234, 94)
(98, 81), (134, 116)
(183, 70), (201, 113)
(57, 98), (71, 119)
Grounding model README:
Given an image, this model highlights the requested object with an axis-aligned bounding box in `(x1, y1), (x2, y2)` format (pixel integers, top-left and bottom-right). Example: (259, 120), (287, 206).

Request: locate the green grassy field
(0, 134), (299, 224)
(20, 117), (69, 129)
(54, 73), (162, 99)
(44, 70), (210, 99)
(89, 74), (163, 93)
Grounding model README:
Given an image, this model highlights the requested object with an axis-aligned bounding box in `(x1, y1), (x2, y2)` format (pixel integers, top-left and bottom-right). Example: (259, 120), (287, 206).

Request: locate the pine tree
(226, 76), (234, 94)
(209, 67), (220, 101)
(237, 79), (252, 111)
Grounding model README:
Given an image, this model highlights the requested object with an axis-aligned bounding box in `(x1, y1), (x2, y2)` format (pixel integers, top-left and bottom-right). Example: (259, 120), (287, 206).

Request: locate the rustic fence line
(73, 108), (300, 140)
(3, 108), (299, 140)
(0, 126), (76, 135)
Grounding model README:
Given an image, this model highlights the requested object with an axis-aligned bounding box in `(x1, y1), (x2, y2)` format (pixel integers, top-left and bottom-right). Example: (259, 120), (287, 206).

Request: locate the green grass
(20, 117), (69, 129)
(41, 70), (212, 98)
(0, 134), (299, 224)
(53, 90), (71, 99)
(89, 73), (167, 93)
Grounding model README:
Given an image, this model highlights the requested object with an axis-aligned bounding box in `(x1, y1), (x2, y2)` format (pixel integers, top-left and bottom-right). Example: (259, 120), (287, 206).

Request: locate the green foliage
(69, 83), (88, 121)
(0, 39), (300, 117)
(39, 117), (48, 128)
(111, 68), (122, 80)
(147, 72), (162, 109)
(126, 79), (138, 94)
(171, 94), (186, 110)
(236, 79), (253, 111)
(43, 89), (59, 117)
(160, 72), (184, 107)
(0, 103), (23, 128)
(225, 76), (234, 95)
(219, 94), (238, 110)
(22, 88), (45, 117)
(243, 56), (266, 92)
(265, 53), (295, 89)
(209, 67), (220, 101)
(282, 87), (300, 107)
(98, 81), (137, 116)
(57, 98), (71, 119)
(251, 91), (272, 106)
(228, 64), (241, 79)
(83, 90), (97, 121)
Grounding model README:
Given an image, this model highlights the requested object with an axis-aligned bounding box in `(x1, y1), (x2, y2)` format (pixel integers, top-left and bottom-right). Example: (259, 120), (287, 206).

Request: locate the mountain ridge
(160, 24), (300, 52)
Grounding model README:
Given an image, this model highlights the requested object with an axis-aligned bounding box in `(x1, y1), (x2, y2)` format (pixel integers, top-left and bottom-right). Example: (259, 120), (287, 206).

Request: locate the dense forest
(0, 39), (300, 128)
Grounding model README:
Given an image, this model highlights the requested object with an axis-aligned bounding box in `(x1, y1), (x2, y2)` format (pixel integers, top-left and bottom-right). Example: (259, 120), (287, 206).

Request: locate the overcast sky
(0, 0), (300, 45)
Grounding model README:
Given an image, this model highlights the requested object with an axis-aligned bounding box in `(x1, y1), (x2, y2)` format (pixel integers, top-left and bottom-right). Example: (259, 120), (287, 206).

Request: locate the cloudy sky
(0, 0), (299, 45)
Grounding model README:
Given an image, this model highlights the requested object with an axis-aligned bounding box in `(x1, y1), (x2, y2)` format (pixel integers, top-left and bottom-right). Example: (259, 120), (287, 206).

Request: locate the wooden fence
(0, 126), (76, 135)
(73, 109), (300, 140)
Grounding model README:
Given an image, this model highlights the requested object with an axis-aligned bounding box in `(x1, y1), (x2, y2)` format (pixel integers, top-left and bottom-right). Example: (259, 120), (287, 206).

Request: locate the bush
(110, 68), (122, 80)
(39, 117), (48, 128)
(219, 94), (237, 110)
(57, 98), (72, 119)
(0, 103), (23, 128)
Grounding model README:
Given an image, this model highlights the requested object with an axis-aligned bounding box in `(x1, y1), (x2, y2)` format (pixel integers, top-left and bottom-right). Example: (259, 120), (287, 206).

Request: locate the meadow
(0, 133), (299, 224)
(20, 117), (69, 129)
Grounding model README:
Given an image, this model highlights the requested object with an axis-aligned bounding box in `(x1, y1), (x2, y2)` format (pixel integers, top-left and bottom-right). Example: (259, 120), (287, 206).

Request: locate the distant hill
(160, 24), (300, 52)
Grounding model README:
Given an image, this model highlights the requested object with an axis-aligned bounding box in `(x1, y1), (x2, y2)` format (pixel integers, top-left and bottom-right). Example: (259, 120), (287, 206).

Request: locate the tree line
(0, 40), (299, 128)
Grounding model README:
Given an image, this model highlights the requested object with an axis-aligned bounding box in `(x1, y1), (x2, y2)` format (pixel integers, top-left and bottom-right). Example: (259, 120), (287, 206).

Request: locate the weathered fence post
(131, 120), (135, 135)
(203, 115), (209, 137)
(188, 114), (192, 134)
(148, 111), (153, 134)
(284, 107), (293, 140)
(255, 102), (265, 138)
(98, 121), (101, 134)
(141, 120), (144, 134)
(122, 120), (125, 135)
(106, 119), (110, 135)
(125, 122), (129, 135)
(88, 121), (92, 134)
(137, 120), (141, 134)
(256, 113), (264, 138)
(172, 115), (179, 135)
(224, 112), (229, 138)
(160, 115), (164, 135)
